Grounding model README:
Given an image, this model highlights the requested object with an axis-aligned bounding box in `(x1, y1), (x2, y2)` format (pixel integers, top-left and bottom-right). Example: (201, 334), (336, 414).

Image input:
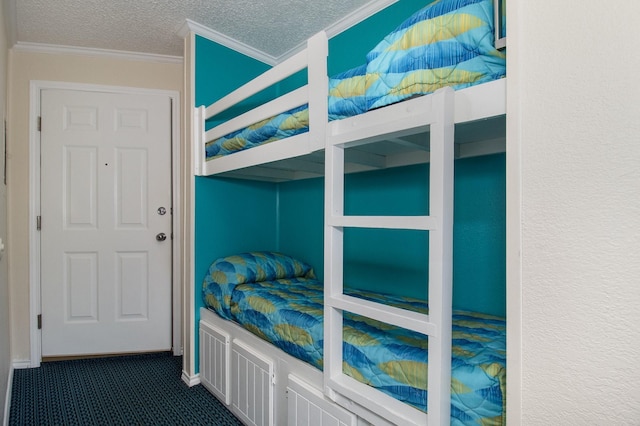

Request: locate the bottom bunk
(199, 252), (506, 425)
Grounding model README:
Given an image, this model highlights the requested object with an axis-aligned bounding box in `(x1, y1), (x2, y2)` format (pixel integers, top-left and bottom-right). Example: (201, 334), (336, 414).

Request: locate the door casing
(29, 80), (182, 367)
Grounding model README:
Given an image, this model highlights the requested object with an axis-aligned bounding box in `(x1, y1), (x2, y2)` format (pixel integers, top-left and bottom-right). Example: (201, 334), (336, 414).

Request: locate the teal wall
(196, 35), (274, 128)
(277, 178), (324, 274)
(278, 154), (506, 316)
(195, 35), (272, 108)
(196, 156), (506, 360)
(452, 154), (506, 315)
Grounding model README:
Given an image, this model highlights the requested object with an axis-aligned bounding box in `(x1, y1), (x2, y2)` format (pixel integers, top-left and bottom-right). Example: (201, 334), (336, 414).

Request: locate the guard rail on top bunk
(193, 31), (328, 178)
(192, 1), (507, 182)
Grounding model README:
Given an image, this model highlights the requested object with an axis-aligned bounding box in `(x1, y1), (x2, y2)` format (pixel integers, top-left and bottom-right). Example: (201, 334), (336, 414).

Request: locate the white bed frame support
(494, 0), (506, 49)
(324, 87), (455, 426)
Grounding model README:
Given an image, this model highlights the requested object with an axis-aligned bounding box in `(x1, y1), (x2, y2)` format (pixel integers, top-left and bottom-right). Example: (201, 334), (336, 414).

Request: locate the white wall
(6, 50), (183, 362)
(508, 0), (640, 423)
(0, 1), (9, 422)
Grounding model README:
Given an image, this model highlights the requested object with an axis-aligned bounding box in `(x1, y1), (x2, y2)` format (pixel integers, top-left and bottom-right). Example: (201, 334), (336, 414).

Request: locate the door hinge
(37, 116), (41, 132)
(36, 215), (41, 230)
(37, 314), (42, 330)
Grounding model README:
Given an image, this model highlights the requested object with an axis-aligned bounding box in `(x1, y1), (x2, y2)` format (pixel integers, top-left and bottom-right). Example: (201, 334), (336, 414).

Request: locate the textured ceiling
(10, 0), (385, 60)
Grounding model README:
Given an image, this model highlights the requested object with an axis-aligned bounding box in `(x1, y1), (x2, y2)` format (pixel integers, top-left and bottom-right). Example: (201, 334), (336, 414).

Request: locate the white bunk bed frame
(195, 24), (506, 426)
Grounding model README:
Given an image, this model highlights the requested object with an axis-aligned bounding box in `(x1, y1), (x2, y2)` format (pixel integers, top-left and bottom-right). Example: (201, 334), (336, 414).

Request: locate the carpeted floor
(9, 352), (243, 426)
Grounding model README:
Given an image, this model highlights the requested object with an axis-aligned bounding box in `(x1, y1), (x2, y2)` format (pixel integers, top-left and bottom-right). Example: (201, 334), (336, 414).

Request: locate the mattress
(204, 0), (506, 162)
(202, 252), (506, 425)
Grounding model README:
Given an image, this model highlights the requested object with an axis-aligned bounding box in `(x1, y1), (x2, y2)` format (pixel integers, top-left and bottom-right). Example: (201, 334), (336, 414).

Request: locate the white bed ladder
(323, 87), (455, 426)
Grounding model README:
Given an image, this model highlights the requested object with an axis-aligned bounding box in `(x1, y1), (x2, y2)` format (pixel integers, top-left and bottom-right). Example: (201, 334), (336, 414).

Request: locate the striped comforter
(202, 252), (506, 425)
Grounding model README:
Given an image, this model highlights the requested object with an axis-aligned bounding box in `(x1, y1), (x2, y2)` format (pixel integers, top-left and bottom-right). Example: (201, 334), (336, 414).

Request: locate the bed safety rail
(194, 31), (328, 176)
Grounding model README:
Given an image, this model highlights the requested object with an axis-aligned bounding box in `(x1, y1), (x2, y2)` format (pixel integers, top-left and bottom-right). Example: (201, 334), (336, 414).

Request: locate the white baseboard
(3, 365), (13, 426)
(11, 361), (31, 370)
(5, 360), (33, 425)
(181, 370), (200, 387)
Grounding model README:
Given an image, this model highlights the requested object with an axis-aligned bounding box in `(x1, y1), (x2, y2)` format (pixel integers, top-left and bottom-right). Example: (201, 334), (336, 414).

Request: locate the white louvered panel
(205, 86), (308, 143)
(287, 375), (356, 426)
(232, 339), (275, 426)
(199, 321), (231, 405)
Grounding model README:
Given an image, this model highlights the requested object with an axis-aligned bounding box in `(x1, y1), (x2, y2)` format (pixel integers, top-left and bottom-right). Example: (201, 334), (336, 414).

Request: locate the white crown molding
(178, 0), (397, 65)
(12, 41), (183, 64)
(177, 19), (278, 66)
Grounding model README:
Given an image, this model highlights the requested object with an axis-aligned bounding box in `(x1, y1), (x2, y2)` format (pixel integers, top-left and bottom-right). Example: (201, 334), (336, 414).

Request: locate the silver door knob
(156, 232), (167, 241)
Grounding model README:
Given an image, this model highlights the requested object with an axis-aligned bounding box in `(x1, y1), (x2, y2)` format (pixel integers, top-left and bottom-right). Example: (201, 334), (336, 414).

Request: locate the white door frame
(29, 80), (182, 367)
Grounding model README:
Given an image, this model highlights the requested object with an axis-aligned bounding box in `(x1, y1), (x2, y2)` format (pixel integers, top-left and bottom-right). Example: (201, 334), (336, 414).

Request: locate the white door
(40, 89), (172, 357)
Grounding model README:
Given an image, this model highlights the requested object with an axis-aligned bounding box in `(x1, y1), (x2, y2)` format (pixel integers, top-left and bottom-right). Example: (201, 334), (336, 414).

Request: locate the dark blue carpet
(9, 352), (243, 425)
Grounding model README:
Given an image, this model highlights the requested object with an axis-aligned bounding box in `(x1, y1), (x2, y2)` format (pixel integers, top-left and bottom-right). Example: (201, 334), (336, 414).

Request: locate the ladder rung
(328, 215), (438, 231)
(326, 293), (436, 336)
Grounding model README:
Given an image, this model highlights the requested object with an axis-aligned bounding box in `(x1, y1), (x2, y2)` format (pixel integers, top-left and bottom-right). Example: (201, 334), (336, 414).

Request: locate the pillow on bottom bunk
(202, 251), (316, 320)
(365, 0), (506, 111)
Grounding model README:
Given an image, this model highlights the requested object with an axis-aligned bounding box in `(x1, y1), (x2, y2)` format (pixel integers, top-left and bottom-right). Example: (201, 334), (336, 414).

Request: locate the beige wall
(7, 50), (183, 361)
(509, 0), (640, 423)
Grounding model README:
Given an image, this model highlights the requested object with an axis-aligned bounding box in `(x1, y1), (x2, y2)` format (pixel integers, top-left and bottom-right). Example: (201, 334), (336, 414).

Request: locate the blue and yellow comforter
(204, 0), (506, 161)
(202, 252), (506, 425)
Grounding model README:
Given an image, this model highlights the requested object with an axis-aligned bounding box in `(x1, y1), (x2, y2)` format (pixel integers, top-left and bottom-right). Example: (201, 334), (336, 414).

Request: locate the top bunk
(193, 0), (507, 182)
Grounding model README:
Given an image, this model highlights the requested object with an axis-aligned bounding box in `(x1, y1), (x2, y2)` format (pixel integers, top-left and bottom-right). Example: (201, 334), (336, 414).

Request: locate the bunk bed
(201, 252), (506, 424)
(194, 0), (507, 424)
